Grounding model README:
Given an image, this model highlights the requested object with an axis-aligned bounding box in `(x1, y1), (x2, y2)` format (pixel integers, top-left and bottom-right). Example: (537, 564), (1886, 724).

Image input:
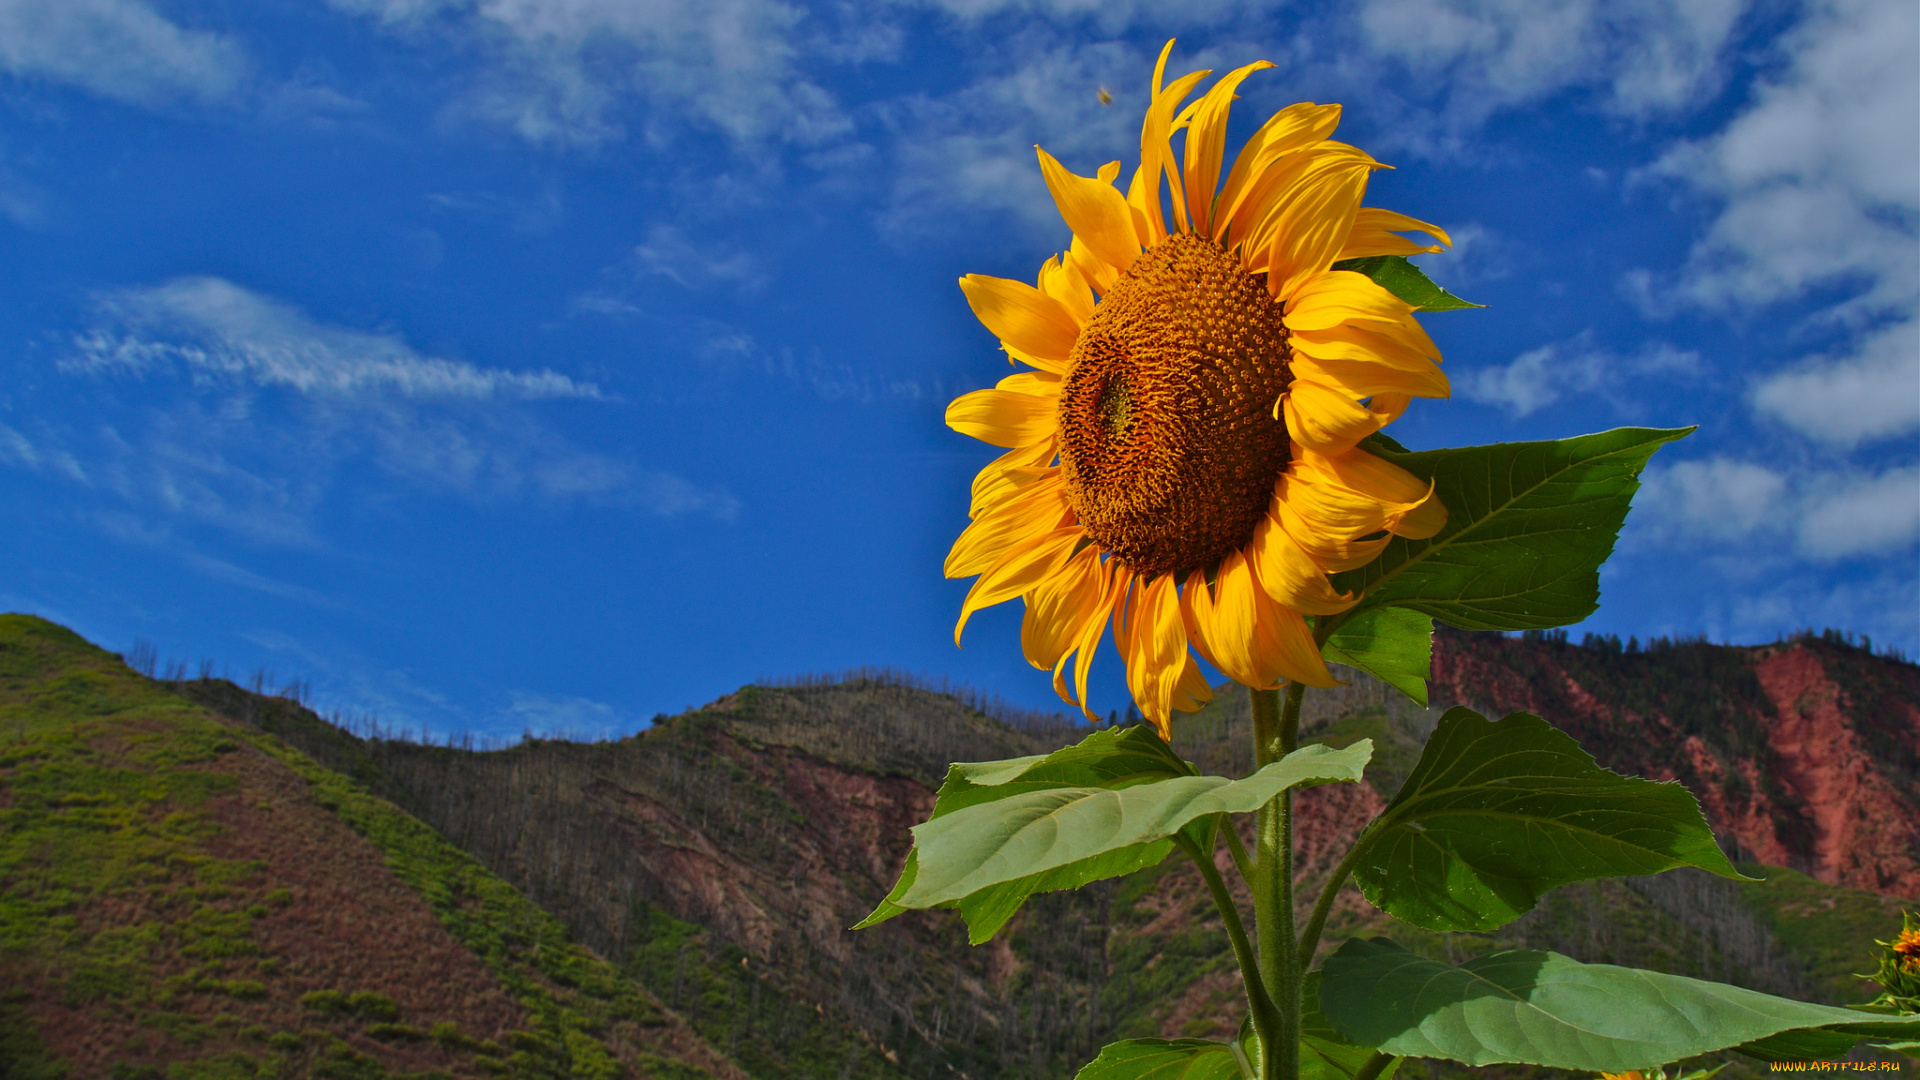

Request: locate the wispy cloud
(1637, 457), (1920, 561)
(881, 39), (1146, 240)
(1458, 332), (1703, 417)
(630, 224), (765, 290)
(1355, 0), (1748, 126)
(0, 277), (738, 545)
(501, 689), (629, 737)
(1633, 0), (1917, 320)
(71, 276), (602, 400)
(0, 0), (249, 106)
(1752, 318), (1920, 449)
(329, 0), (865, 149)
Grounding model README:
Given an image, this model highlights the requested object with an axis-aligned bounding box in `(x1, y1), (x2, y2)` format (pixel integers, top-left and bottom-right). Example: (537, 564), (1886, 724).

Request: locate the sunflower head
(944, 42), (1453, 737)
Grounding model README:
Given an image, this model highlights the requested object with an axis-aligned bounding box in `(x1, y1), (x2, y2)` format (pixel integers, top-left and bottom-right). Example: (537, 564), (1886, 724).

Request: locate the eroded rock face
(1748, 647), (1920, 894)
(1430, 633), (1920, 897)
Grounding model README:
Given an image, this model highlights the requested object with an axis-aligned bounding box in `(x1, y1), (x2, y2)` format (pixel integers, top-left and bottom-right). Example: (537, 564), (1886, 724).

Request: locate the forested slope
(168, 632), (1920, 1080)
(0, 614), (741, 1080)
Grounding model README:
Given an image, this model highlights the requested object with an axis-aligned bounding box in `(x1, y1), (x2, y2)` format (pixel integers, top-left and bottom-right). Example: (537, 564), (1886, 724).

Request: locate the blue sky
(0, 0), (1914, 740)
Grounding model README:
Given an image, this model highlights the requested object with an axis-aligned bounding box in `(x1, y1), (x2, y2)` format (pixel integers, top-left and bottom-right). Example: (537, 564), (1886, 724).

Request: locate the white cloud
(329, 0), (859, 148)
(1356, 0), (1747, 122)
(70, 276), (600, 400)
(1638, 0), (1918, 317)
(1796, 465), (1920, 559)
(908, 0), (1261, 30)
(1, 277), (739, 543)
(631, 225), (763, 289)
(502, 689), (627, 737)
(1459, 332), (1702, 416)
(0, 0), (247, 106)
(1636, 458), (1788, 543)
(881, 39), (1147, 238)
(1638, 457), (1920, 559)
(1752, 318), (1920, 448)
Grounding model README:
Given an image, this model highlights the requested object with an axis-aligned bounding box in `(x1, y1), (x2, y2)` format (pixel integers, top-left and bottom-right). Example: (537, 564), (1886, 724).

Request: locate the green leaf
(1321, 606), (1432, 707)
(854, 725), (1199, 936)
(951, 841), (1178, 944)
(1330, 428), (1691, 632)
(1071, 1040), (1244, 1080)
(1301, 974), (1397, 1080)
(1352, 707), (1744, 932)
(1330, 255), (1482, 311)
(1318, 938), (1920, 1071)
(901, 741), (1373, 908)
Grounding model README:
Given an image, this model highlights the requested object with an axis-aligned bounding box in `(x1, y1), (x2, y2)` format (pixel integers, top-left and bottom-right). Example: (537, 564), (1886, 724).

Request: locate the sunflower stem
(1176, 830), (1277, 1045)
(1251, 682), (1305, 1080)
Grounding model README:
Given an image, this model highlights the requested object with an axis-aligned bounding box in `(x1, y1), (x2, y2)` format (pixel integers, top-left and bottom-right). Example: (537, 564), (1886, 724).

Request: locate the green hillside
(0, 614), (736, 1080)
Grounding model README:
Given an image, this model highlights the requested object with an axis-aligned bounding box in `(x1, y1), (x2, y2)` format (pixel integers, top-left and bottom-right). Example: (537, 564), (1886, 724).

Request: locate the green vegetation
(0, 614), (719, 1079)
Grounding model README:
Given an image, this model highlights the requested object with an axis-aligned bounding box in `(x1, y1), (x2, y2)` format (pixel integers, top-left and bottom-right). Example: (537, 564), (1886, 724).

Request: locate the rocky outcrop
(1430, 632), (1920, 897)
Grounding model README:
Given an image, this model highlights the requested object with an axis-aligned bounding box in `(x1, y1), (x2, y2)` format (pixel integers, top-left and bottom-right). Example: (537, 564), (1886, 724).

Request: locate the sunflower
(944, 43), (1451, 738)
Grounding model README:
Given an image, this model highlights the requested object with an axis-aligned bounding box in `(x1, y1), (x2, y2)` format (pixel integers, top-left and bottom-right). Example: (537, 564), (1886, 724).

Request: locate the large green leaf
(1301, 974), (1397, 1080)
(1352, 707), (1743, 931)
(1321, 606), (1432, 707)
(1331, 255), (1482, 312)
(1071, 1039), (1244, 1080)
(1329, 428), (1691, 633)
(1318, 938), (1920, 1070)
(901, 741), (1372, 908)
(949, 840), (1179, 943)
(855, 725), (1200, 938)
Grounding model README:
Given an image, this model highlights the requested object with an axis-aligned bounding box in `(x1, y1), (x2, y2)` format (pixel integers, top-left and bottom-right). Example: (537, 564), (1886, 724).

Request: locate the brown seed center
(1057, 233), (1293, 579)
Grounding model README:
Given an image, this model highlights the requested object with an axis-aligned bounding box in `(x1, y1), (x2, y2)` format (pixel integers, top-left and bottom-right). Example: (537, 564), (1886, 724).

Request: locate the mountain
(5, 614), (1918, 1080)
(1430, 629), (1920, 895)
(171, 627), (1920, 1077)
(0, 614), (749, 1079)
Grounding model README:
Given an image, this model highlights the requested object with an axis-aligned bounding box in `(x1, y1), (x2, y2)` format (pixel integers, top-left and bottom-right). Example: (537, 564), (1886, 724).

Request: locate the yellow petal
(1282, 269), (1416, 332)
(1182, 60), (1274, 238)
(1248, 514), (1358, 615)
(959, 274), (1081, 365)
(1288, 352), (1449, 400)
(946, 387), (1056, 448)
(995, 370), (1063, 396)
(1337, 233), (1437, 260)
(1117, 573), (1187, 738)
(1036, 253), (1095, 325)
(955, 526), (1081, 645)
(1275, 465), (1392, 538)
(1250, 589), (1340, 688)
(1169, 650), (1214, 713)
(1037, 146), (1141, 278)
(1264, 152), (1380, 303)
(1337, 207), (1452, 262)
(1280, 379), (1382, 455)
(1003, 340), (1068, 375)
(1125, 161), (1165, 248)
(1214, 102), (1343, 242)
(945, 473), (1069, 578)
(1069, 235), (1121, 295)
(1056, 562), (1120, 718)
(1370, 391), (1413, 426)
(970, 437), (1057, 519)
(1231, 142), (1373, 264)
(1022, 544), (1103, 669)
(1183, 552), (1276, 690)
(1300, 444), (1425, 503)
(1289, 321), (1438, 368)
(1273, 495), (1393, 572)
(1139, 58), (1212, 237)
(1305, 446), (1447, 538)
